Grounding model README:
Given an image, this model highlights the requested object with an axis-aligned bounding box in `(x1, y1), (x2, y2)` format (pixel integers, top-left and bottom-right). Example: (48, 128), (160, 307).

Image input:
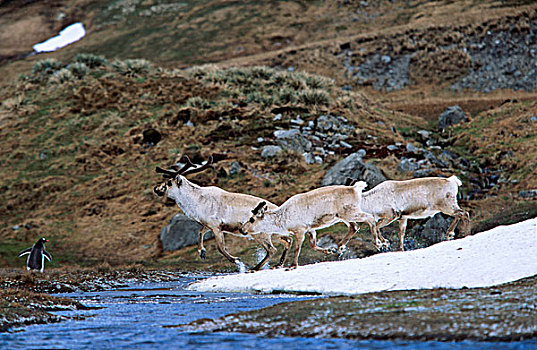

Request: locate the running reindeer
(240, 181), (377, 269)
(338, 176), (471, 253)
(154, 155), (298, 270)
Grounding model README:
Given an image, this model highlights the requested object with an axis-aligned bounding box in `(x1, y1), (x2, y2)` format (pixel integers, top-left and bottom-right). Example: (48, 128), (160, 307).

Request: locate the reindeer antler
(155, 155), (214, 178)
(344, 177), (358, 186)
(181, 155), (214, 176)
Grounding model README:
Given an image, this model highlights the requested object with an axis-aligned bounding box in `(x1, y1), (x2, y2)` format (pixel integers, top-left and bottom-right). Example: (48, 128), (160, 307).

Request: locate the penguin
(18, 237), (52, 272)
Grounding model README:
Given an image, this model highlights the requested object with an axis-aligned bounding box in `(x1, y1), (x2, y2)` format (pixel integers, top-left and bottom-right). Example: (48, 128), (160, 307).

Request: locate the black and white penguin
(18, 238), (52, 272)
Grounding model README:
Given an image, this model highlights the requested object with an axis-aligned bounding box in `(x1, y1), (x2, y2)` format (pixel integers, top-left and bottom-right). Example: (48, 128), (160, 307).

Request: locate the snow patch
(33, 23), (86, 53)
(189, 218), (537, 295)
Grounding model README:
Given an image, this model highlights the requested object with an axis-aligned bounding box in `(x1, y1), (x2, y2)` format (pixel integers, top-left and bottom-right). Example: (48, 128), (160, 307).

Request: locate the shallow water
(1, 275), (534, 349)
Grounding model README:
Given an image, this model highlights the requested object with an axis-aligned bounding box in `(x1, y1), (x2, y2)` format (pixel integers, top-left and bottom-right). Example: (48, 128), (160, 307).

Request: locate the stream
(1, 275), (532, 349)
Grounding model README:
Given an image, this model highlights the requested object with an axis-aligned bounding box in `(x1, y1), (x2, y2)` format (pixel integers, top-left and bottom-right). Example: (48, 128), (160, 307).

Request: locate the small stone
(530, 116), (537, 122)
(261, 145), (283, 158)
(381, 55), (391, 64)
(397, 157), (420, 173)
(229, 161), (241, 176)
(387, 145), (398, 151)
(257, 137), (264, 143)
(406, 143), (420, 153)
(417, 130), (431, 139)
(518, 189), (537, 199)
(413, 169), (434, 178)
(303, 153), (316, 164)
(290, 115), (304, 125)
(274, 129), (300, 139)
(340, 141), (353, 149)
(438, 105), (469, 130)
(273, 113), (282, 121)
(12, 225), (20, 230)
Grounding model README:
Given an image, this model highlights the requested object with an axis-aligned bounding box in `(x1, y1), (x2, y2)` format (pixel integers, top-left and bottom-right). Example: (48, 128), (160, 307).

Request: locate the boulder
(438, 105), (469, 130)
(160, 214), (213, 251)
(407, 213), (454, 248)
(321, 152), (387, 189)
(261, 145), (283, 158)
(274, 129), (312, 153)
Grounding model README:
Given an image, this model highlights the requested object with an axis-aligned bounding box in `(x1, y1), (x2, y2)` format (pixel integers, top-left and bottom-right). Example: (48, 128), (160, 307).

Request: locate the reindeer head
(153, 155), (214, 197)
(240, 201), (268, 235)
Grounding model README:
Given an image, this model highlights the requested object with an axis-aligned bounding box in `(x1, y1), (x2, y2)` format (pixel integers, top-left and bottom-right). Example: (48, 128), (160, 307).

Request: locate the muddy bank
(184, 275), (537, 342)
(0, 267), (194, 332)
(0, 266), (192, 293)
(0, 289), (89, 332)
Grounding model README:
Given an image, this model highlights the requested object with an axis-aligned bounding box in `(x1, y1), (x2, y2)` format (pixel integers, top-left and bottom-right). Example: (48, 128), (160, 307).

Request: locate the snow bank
(33, 23), (85, 53)
(189, 218), (537, 295)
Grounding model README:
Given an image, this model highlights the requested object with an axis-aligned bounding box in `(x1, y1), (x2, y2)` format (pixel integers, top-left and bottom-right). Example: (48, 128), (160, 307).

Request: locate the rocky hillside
(1, 0), (536, 270)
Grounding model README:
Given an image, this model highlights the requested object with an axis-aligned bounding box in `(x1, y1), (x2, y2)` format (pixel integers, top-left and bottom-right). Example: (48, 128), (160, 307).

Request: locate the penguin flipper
(18, 248), (31, 257)
(44, 250), (52, 262)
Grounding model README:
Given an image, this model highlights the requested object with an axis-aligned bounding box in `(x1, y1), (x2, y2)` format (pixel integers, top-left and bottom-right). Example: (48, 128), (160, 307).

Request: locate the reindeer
(338, 176), (470, 253)
(154, 155), (293, 270)
(240, 181), (377, 269)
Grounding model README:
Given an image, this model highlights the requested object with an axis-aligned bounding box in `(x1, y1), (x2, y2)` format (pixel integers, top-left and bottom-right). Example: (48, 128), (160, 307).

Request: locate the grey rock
(274, 129), (312, 153)
(261, 145), (283, 158)
(387, 145), (398, 151)
(340, 141), (353, 149)
(408, 213), (454, 248)
(438, 105), (469, 130)
(303, 153), (316, 164)
(423, 149), (450, 168)
(397, 157), (420, 173)
(229, 161), (241, 176)
(518, 189), (537, 199)
(316, 115), (352, 133)
(413, 169), (435, 178)
(322, 152), (387, 189)
(160, 214), (212, 251)
(290, 115), (304, 125)
(417, 130), (431, 140)
(406, 143), (420, 154)
(274, 129), (300, 139)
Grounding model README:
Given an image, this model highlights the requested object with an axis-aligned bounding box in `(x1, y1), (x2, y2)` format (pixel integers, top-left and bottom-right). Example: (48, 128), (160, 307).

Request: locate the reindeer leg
(337, 222), (358, 256)
(197, 227), (208, 260)
(444, 208), (470, 240)
(212, 228), (241, 266)
(275, 236), (292, 268)
(288, 230), (305, 270)
(307, 229), (336, 255)
(251, 233), (277, 271)
(398, 217), (408, 251)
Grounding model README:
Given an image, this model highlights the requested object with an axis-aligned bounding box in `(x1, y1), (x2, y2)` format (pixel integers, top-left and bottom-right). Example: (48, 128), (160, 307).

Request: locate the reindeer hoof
(198, 249), (207, 260)
(447, 232), (455, 240)
(379, 245), (390, 253)
(327, 246), (338, 255)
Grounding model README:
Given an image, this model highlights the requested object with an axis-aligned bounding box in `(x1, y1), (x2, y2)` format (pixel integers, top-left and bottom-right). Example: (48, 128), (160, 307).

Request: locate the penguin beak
(45, 239), (49, 242)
